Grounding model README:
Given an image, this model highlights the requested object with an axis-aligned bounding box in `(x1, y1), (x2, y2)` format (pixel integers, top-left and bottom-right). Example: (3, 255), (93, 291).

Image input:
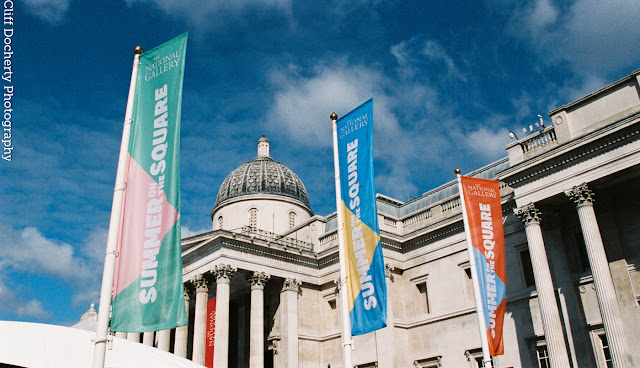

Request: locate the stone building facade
(116, 69), (640, 368)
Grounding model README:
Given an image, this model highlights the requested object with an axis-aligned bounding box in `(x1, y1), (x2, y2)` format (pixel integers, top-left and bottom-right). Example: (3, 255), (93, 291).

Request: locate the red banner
(460, 176), (506, 355)
(205, 298), (216, 368)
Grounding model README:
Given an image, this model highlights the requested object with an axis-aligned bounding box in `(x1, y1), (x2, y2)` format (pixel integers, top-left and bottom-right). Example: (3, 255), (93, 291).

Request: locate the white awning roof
(0, 321), (205, 368)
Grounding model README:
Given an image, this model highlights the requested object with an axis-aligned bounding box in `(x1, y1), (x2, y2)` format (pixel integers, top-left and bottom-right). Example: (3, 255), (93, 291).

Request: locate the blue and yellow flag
(337, 99), (387, 335)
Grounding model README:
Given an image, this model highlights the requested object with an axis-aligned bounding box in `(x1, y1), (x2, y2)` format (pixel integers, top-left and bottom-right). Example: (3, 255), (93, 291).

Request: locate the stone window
(459, 261), (475, 303)
(598, 334), (613, 368)
(465, 348), (492, 368)
(322, 287), (339, 331)
(413, 356), (442, 367)
(564, 226), (590, 274)
(411, 275), (430, 315)
(217, 216), (223, 230)
(355, 363), (378, 368)
(535, 344), (550, 368)
(591, 329), (614, 368)
(249, 208), (258, 229)
(572, 228), (590, 273)
(289, 211), (296, 229)
(519, 248), (535, 288)
(526, 337), (550, 368)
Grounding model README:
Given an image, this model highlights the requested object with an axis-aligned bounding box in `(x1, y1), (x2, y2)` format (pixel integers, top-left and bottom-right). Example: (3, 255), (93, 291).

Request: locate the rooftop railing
(521, 126), (558, 154)
(240, 226), (314, 252)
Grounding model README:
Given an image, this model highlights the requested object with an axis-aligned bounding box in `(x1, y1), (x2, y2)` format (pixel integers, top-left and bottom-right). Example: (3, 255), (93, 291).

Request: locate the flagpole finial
(330, 113), (338, 121)
(133, 46), (143, 55)
(455, 168), (461, 175)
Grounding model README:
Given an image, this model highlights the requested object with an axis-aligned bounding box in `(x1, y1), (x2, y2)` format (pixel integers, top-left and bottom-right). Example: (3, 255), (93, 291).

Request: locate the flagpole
(456, 168), (493, 368)
(331, 112), (354, 368)
(91, 45), (143, 368)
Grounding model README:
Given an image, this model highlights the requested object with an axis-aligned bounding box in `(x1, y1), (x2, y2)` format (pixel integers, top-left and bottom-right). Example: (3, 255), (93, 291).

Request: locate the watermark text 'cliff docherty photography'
(2, 0), (13, 162)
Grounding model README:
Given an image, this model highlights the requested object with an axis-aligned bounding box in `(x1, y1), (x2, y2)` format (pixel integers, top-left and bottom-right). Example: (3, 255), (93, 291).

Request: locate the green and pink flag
(111, 34), (188, 332)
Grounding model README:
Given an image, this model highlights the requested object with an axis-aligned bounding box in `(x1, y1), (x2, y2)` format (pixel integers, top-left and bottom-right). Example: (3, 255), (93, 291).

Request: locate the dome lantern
(257, 134), (270, 157)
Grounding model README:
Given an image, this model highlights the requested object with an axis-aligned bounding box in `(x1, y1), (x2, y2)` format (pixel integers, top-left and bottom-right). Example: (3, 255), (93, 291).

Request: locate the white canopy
(0, 321), (204, 368)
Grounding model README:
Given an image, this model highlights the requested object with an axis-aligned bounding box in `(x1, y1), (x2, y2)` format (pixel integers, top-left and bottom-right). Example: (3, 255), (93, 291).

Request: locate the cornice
(499, 114), (640, 186)
(402, 220), (464, 253)
(182, 234), (320, 269)
(395, 307), (476, 330)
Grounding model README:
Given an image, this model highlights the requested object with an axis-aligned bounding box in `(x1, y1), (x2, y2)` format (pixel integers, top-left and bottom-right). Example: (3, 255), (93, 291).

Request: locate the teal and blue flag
(337, 99), (387, 335)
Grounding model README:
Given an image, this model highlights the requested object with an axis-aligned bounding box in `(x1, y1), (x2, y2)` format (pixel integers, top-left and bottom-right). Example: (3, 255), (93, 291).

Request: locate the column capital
(183, 280), (195, 299)
(385, 263), (395, 280)
(250, 271), (271, 290)
(193, 274), (211, 293)
(565, 183), (595, 208)
(282, 277), (301, 292)
(514, 203), (542, 226)
(212, 264), (236, 283)
(333, 278), (341, 293)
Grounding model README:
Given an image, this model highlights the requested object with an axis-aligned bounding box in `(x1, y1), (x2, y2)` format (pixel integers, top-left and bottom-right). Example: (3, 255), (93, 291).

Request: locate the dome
(214, 135), (312, 214)
(78, 303), (97, 323)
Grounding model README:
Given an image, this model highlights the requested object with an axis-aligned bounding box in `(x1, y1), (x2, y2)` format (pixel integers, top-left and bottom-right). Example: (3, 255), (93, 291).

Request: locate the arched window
(217, 216), (223, 230)
(249, 208), (258, 229)
(289, 211), (296, 229)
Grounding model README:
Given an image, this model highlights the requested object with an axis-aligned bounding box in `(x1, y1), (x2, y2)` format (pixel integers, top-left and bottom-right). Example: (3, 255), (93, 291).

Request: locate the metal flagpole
(456, 168), (493, 368)
(331, 113), (354, 368)
(91, 45), (143, 368)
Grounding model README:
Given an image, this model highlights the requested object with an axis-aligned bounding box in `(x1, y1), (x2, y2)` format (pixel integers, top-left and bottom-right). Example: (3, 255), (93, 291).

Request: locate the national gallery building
(107, 69), (640, 368)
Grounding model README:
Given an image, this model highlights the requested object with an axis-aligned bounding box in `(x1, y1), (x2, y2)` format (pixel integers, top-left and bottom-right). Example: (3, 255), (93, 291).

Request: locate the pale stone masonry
(100, 69), (640, 368)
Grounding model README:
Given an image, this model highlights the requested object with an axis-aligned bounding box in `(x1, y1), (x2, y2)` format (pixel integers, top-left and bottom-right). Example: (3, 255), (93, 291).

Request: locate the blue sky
(1, 0), (639, 325)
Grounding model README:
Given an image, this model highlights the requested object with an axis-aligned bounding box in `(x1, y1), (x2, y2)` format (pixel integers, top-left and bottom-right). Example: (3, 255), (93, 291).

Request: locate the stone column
(174, 282), (192, 358)
(213, 264), (236, 368)
(565, 184), (633, 368)
(115, 331), (127, 339)
(250, 272), (270, 368)
(157, 330), (171, 351)
(514, 204), (571, 368)
(127, 332), (140, 343)
(193, 274), (211, 365)
(375, 264), (395, 368)
(143, 331), (154, 346)
(281, 278), (301, 368)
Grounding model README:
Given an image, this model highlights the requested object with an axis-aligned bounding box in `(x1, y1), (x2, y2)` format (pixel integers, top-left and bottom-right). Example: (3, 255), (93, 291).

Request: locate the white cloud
(0, 222), (108, 316)
(181, 225), (210, 239)
(563, 0), (640, 73)
(391, 36), (467, 82)
(265, 48), (511, 199)
(503, 0), (640, 77)
(511, 91), (534, 120)
(462, 126), (511, 162)
(523, 0), (559, 35)
(125, 0), (294, 31)
(266, 61), (398, 149)
(0, 224), (91, 280)
(21, 0), (70, 25)
(0, 271), (52, 319)
(19, 299), (52, 318)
